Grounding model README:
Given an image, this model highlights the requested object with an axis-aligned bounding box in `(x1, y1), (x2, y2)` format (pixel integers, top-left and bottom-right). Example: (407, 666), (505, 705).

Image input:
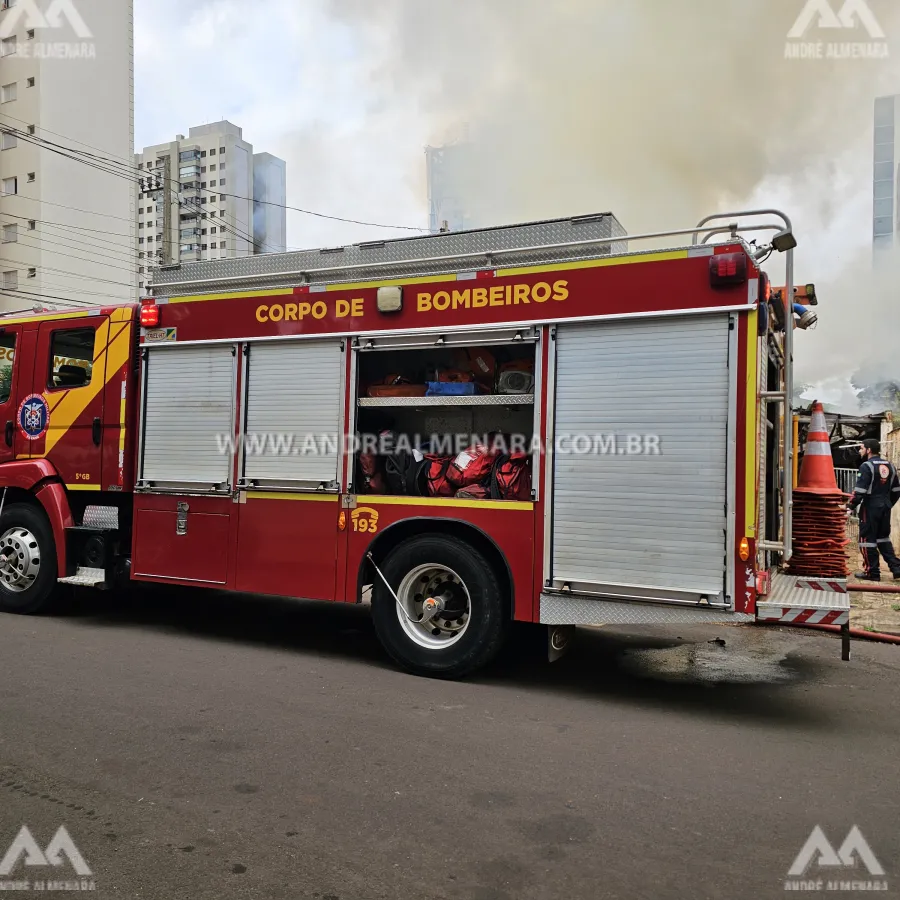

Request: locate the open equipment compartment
(351, 328), (540, 502)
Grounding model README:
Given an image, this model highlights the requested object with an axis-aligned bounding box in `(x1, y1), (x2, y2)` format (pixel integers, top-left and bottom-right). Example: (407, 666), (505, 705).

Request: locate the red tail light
(709, 252), (747, 287)
(140, 303), (159, 328)
(759, 271), (771, 302)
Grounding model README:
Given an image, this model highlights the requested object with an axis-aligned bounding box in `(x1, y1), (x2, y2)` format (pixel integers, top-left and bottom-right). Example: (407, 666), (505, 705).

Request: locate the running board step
(58, 567), (107, 588)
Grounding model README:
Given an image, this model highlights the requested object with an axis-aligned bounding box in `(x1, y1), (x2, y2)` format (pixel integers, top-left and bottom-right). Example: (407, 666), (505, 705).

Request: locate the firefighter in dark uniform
(848, 439), (900, 581)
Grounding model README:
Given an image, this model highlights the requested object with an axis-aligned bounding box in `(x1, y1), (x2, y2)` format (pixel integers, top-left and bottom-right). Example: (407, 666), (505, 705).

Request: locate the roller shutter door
(141, 345), (235, 487)
(243, 340), (343, 486)
(551, 314), (731, 598)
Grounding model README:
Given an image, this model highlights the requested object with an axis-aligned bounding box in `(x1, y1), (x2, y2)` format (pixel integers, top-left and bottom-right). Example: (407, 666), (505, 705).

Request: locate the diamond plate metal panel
(82, 506), (119, 530)
(358, 394), (534, 408)
(539, 593), (753, 626)
(150, 214), (628, 297)
(58, 567), (106, 587)
(763, 573), (850, 611)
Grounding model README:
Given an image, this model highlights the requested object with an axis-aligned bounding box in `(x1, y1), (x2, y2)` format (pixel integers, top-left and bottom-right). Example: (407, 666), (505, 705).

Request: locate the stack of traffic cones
(786, 401), (850, 578)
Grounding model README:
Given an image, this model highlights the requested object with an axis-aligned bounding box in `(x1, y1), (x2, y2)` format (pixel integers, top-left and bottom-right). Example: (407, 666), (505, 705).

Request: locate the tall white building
(426, 143), (474, 234)
(135, 122), (286, 291)
(252, 152), (286, 254)
(874, 94), (898, 253)
(0, 0), (135, 312)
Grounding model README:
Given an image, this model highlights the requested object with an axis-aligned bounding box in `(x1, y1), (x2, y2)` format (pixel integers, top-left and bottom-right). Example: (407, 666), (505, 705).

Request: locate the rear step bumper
(755, 573), (850, 626)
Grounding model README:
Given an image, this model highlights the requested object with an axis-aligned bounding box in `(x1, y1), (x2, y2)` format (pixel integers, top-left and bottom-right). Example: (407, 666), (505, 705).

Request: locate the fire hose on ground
(758, 582), (900, 653)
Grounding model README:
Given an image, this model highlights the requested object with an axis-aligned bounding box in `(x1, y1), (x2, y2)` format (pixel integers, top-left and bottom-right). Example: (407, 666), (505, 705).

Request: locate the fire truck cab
(0, 210), (850, 677)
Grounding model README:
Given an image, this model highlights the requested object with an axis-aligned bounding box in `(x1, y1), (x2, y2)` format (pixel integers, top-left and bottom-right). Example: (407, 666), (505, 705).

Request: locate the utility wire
(8, 232), (141, 276)
(0, 286), (106, 308)
(0, 207), (137, 241)
(3, 275), (130, 301)
(2, 113), (428, 234)
(0, 211), (137, 256)
(9, 191), (139, 225)
(3, 127), (145, 188)
(13, 228), (141, 269)
(0, 255), (136, 289)
(2, 217), (144, 264)
(0, 109), (140, 169)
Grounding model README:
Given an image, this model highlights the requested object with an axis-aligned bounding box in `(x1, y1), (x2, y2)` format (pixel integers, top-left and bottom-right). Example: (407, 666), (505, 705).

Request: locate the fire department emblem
(17, 394), (50, 441)
(879, 464), (890, 481)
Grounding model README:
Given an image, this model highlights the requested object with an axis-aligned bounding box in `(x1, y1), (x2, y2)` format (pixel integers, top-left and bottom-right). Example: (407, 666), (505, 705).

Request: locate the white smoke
(317, 0), (900, 405)
(326, 0), (898, 228)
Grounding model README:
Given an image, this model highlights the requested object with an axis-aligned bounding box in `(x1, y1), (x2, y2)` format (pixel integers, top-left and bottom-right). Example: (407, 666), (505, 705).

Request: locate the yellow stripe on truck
(168, 288), (296, 305)
(496, 249), (689, 277)
(361, 496), (533, 512)
(43, 319), (132, 456)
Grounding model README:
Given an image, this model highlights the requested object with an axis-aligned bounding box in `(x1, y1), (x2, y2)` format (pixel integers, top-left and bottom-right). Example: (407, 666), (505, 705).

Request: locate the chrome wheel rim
(396, 563), (472, 650)
(0, 526), (41, 593)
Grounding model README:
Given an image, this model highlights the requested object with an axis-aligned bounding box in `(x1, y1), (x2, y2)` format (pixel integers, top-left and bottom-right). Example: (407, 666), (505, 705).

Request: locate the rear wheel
(0, 503), (60, 615)
(371, 534), (508, 679)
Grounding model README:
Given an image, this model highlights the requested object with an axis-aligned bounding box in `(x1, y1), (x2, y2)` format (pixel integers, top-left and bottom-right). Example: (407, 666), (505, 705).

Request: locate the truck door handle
(92, 417), (102, 446)
(4, 421), (11, 448)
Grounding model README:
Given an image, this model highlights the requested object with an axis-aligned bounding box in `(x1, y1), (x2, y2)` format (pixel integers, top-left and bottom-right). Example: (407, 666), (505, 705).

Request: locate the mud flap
(548, 625), (575, 663)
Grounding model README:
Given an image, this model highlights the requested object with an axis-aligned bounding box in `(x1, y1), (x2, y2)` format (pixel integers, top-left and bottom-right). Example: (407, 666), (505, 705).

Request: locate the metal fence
(835, 467), (858, 496)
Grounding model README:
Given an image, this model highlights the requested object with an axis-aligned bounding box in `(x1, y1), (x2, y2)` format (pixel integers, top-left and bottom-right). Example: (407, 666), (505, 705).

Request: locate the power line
(1, 116), (427, 293)
(0, 208), (134, 243)
(8, 232), (141, 276)
(8, 191), (137, 225)
(12, 228), (141, 270)
(0, 110), (139, 170)
(7, 129), (143, 189)
(1, 215), (143, 264)
(237, 193), (427, 233)
(3, 273), (129, 300)
(0, 286), (106, 308)
(2, 114), (428, 234)
(0, 305), (41, 316)
(0, 255), (136, 289)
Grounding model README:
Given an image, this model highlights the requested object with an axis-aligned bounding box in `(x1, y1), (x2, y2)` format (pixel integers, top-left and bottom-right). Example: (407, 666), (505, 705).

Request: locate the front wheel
(371, 534), (508, 679)
(0, 502), (61, 615)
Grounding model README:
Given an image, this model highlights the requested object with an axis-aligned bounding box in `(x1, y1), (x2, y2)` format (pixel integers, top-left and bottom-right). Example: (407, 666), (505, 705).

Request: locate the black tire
(0, 502), (61, 615)
(371, 534), (508, 679)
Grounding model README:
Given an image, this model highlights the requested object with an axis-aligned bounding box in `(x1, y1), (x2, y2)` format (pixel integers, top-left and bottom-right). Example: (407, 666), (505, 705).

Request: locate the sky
(134, 0), (900, 399)
(134, 0), (430, 249)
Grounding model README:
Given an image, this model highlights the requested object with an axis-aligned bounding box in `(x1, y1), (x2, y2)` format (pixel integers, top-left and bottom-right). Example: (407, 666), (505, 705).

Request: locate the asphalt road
(1, 588), (898, 899)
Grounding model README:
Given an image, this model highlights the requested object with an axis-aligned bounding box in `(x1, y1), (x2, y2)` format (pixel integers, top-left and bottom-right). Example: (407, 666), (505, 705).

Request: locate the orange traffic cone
(795, 401), (841, 495)
(788, 400), (849, 578)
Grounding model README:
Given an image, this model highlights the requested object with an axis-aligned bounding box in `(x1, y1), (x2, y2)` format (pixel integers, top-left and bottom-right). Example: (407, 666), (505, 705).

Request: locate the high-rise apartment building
(252, 152), (286, 254)
(135, 122), (286, 292)
(426, 143), (474, 234)
(873, 94), (899, 252)
(0, 0), (135, 312)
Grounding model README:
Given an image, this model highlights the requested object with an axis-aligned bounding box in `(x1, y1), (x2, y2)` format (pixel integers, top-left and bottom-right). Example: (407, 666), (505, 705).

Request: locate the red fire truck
(0, 210), (850, 677)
